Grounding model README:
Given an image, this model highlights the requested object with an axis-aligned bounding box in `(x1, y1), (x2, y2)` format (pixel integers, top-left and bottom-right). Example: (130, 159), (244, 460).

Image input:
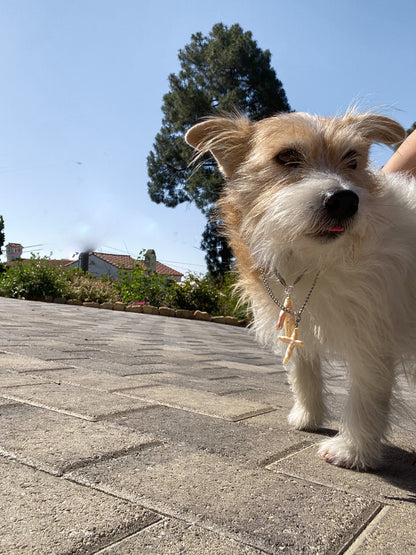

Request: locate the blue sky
(1, 0), (415, 273)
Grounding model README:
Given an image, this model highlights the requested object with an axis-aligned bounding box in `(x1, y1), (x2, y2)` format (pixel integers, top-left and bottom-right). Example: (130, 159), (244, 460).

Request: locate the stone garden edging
(30, 297), (249, 327)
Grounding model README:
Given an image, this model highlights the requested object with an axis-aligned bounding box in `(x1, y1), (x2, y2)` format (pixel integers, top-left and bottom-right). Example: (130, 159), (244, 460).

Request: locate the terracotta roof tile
(92, 252), (183, 276)
(93, 252), (135, 269)
(154, 260), (184, 277)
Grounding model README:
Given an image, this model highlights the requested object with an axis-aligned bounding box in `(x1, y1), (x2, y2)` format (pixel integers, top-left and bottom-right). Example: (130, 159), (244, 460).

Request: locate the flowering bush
(167, 273), (220, 313)
(168, 272), (251, 319)
(0, 255), (68, 299)
(116, 256), (250, 318)
(65, 269), (121, 303)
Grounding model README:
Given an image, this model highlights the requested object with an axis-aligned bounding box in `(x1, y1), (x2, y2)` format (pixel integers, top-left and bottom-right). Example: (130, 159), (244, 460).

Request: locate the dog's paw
(318, 435), (381, 471)
(288, 403), (322, 431)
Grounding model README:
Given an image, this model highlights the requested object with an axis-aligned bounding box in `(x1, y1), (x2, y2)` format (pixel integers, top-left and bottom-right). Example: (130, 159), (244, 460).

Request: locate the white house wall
(87, 255), (121, 279)
(69, 255), (121, 280)
(69, 255), (182, 281)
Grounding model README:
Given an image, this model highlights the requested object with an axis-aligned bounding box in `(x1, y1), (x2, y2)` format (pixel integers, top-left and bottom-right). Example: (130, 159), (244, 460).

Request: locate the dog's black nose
(323, 189), (359, 220)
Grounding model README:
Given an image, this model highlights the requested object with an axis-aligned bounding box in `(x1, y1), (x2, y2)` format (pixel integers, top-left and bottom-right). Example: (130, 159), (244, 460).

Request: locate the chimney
(6, 243), (23, 262)
(79, 252), (89, 272)
(144, 249), (156, 275)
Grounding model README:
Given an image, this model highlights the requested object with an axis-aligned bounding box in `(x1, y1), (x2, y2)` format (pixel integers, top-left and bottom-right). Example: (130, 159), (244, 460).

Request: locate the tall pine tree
(147, 23), (291, 276)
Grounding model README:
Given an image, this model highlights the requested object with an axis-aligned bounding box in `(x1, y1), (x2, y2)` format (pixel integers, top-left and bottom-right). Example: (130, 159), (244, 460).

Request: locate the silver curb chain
(259, 267), (319, 326)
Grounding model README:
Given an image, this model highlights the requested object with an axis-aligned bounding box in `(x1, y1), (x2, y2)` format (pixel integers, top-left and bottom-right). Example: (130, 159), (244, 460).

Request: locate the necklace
(259, 267), (319, 364)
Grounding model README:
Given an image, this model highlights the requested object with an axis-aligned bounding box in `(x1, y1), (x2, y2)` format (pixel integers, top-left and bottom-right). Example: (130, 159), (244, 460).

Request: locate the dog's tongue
(329, 225), (345, 232)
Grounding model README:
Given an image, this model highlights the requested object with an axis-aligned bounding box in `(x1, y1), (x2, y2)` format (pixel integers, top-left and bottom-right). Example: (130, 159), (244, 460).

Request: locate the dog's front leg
(319, 356), (395, 470)
(287, 350), (325, 431)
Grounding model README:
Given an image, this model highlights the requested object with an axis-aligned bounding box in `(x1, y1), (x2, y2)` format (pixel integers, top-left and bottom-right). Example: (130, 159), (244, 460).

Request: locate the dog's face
(186, 112), (405, 272)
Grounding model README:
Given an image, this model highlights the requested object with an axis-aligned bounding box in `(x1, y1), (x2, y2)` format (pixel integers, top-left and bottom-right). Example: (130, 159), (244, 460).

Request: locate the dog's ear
(347, 114), (406, 145)
(185, 116), (252, 177)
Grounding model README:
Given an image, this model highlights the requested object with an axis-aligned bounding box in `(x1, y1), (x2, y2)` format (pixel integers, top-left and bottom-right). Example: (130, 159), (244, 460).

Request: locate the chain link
(259, 267), (319, 326)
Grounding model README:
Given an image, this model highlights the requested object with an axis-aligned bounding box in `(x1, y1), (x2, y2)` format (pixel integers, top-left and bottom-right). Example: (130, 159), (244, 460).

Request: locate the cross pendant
(276, 296), (296, 337)
(278, 326), (305, 364)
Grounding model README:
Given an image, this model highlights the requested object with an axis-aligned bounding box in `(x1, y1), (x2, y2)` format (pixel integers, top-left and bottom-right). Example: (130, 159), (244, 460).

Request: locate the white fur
(251, 170), (416, 470)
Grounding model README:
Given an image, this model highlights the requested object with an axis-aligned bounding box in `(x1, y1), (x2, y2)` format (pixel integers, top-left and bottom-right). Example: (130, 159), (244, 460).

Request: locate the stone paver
(0, 403), (157, 475)
(2, 382), (154, 420)
(0, 297), (415, 554)
(13, 366), (162, 391)
(343, 505), (416, 554)
(109, 405), (312, 465)
(0, 368), (50, 388)
(0, 352), (75, 372)
(116, 383), (274, 421)
(68, 442), (380, 554)
(98, 518), (268, 554)
(0, 457), (160, 554)
(269, 435), (416, 504)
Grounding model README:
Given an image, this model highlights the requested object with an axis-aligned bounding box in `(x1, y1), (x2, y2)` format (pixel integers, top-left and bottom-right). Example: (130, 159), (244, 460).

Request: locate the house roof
(91, 252), (183, 277)
(5, 243), (23, 248)
(48, 259), (73, 268)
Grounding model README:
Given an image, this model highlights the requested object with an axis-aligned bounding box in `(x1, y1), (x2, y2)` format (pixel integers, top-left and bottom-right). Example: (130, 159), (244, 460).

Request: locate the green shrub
(167, 273), (220, 314)
(0, 251), (251, 321)
(66, 269), (120, 303)
(115, 253), (251, 319)
(0, 255), (68, 299)
(115, 258), (173, 307)
(216, 272), (252, 320)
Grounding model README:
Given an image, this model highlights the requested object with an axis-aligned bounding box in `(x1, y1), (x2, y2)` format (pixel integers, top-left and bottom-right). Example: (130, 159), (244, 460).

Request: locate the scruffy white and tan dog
(186, 111), (416, 471)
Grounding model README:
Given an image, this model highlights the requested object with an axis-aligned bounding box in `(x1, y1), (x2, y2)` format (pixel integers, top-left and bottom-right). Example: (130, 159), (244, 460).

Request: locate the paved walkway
(0, 297), (415, 554)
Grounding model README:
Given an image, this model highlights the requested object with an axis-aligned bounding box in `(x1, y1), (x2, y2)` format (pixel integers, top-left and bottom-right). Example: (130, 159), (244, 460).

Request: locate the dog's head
(185, 112), (405, 271)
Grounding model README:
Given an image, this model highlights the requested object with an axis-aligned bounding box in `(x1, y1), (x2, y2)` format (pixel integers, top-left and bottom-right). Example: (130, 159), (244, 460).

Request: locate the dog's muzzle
(311, 188), (359, 240)
(323, 189), (359, 220)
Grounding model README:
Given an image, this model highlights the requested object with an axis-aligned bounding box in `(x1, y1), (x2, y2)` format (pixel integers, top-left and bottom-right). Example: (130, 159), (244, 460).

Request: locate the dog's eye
(342, 150), (359, 170)
(275, 149), (303, 167)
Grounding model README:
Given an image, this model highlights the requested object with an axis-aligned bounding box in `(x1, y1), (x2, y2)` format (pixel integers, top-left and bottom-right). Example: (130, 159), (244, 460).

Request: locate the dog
(185, 110), (416, 471)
